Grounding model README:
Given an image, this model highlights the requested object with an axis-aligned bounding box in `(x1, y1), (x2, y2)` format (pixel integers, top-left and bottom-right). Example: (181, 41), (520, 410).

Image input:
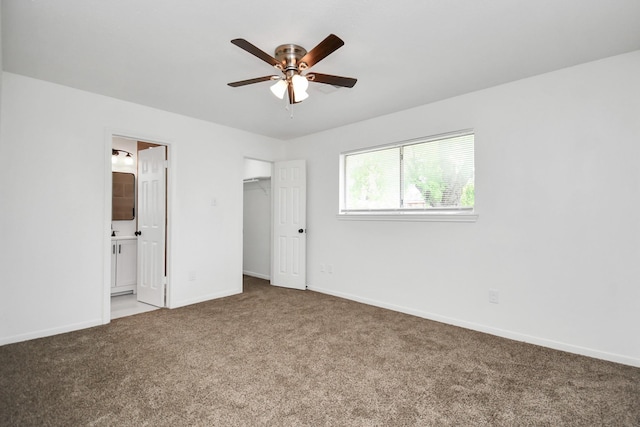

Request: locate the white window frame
(338, 130), (478, 222)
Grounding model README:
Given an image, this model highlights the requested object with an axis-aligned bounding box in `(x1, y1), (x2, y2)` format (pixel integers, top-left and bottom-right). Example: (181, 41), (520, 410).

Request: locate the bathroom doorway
(106, 134), (171, 321)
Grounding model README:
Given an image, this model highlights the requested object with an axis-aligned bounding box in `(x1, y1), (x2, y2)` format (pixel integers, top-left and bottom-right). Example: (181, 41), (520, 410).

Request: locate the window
(339, 131), (475, 220)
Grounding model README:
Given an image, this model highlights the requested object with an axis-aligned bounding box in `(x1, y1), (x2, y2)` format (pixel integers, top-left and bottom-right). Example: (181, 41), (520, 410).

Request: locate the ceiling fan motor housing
(274, 44), (308, 75)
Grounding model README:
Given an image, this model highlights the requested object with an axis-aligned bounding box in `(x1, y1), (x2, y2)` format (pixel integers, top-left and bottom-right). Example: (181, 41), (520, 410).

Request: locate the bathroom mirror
(112, 172), (135, 220)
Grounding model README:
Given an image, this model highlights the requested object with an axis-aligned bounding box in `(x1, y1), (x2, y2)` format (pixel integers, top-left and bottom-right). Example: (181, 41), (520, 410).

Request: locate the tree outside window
(343, 132), (474, 212)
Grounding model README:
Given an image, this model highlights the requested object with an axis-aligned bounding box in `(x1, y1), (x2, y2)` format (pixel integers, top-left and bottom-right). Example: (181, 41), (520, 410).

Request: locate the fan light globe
(292, 74), (309, 92)
(292, 74), (309, 102)
(294, 89), (309, 102)
(270, 80), (287, 99)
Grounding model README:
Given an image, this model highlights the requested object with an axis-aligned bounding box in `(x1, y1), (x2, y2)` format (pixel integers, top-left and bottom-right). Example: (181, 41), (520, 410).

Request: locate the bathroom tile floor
(111, 293), (159, 319)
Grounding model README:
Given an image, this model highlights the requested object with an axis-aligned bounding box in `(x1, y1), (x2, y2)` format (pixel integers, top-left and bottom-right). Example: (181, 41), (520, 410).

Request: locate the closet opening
(242, 158), (273, 287)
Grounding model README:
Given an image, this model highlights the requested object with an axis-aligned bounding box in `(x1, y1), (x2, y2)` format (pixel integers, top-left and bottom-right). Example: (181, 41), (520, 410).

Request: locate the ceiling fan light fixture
(292, 74), (309, 102)
(292, 74), (309, 93)
(293, 88), (309, 103)
(228, 35), (357, 110)
(270, 79), (287, 99)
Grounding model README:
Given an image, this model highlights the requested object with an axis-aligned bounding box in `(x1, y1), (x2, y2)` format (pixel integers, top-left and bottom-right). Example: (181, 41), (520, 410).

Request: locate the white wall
(244, 158), (272, 180)
(243, 179), (271, 279)
(0, 72), (285, 344)
(0, 3), (3, 127)
(286, 51), (640, 367)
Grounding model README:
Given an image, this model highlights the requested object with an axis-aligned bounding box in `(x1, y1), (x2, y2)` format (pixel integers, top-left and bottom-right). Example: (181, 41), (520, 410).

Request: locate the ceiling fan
(227, 34), (357, 105)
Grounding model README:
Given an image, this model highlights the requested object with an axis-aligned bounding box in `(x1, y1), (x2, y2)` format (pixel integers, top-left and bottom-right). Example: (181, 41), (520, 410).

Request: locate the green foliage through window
(342, 132), (474, 212)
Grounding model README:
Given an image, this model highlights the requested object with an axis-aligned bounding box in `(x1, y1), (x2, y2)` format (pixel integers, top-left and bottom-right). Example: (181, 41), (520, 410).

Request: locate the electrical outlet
(489, 289), (499, 304)
(320, 264), (325, 273)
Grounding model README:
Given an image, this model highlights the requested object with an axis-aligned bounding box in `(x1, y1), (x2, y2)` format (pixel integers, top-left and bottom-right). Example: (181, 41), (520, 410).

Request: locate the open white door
(137, 146), (166, 307)
(271, 160), (306, 290)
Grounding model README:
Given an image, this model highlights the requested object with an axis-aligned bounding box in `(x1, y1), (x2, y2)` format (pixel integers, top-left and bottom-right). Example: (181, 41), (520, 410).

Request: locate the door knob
(298, 229), (304, 233)
(135, 231), (142, 236)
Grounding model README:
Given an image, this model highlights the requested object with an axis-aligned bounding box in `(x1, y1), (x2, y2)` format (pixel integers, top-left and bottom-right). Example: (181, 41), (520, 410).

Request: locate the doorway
(105, 134), (170, 322)
(242, 159), (272, 282)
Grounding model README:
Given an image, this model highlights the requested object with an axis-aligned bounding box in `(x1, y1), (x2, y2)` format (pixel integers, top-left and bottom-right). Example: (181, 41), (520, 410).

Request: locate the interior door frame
(102, 129), (174, 324)
(242, 157), (274, 282)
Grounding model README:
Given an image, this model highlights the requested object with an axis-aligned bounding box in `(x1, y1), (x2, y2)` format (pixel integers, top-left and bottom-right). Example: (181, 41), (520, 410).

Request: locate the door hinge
(162, 278), (167, 307)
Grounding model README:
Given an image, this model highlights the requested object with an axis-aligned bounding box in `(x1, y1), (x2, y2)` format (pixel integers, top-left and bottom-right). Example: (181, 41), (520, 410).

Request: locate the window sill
(336, 212), (478, 223)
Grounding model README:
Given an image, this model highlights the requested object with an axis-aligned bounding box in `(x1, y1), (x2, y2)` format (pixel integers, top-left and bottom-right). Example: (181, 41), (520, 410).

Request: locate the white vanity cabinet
(111, 237), (137, 294)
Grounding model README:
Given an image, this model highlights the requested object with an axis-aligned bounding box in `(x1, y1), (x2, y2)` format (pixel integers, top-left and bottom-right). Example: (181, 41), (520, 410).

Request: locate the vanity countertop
(111, 235), (137, 241)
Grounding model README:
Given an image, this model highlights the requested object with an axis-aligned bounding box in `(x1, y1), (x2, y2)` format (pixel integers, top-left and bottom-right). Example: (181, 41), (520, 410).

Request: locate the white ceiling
(2, 0), (640, 140)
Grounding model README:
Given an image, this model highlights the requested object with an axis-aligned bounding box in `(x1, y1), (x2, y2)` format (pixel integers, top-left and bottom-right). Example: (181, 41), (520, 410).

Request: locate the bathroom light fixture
(112, 149), (134, 165)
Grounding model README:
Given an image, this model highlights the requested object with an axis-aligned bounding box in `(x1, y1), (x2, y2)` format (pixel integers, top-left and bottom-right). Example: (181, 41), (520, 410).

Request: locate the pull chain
(284, 92), (294, 119)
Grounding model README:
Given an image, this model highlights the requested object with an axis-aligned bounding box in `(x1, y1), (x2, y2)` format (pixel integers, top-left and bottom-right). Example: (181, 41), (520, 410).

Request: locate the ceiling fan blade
(298, 34), (344, 69)
(231, 39), (280, 67)
(307, 73), (357, 88)
(227, 76), (276, 87)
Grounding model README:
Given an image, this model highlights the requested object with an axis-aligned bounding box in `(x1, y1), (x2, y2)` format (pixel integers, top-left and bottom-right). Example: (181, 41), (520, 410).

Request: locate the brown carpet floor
(1, 276), (639, 426)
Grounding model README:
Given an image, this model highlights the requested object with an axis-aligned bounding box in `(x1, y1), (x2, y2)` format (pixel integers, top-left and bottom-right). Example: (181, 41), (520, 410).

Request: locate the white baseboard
(242, 270), (270, 281)
(0, 319), (104, 347)
(1, 288), (243, 345)
(307, 285), (640, 368)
